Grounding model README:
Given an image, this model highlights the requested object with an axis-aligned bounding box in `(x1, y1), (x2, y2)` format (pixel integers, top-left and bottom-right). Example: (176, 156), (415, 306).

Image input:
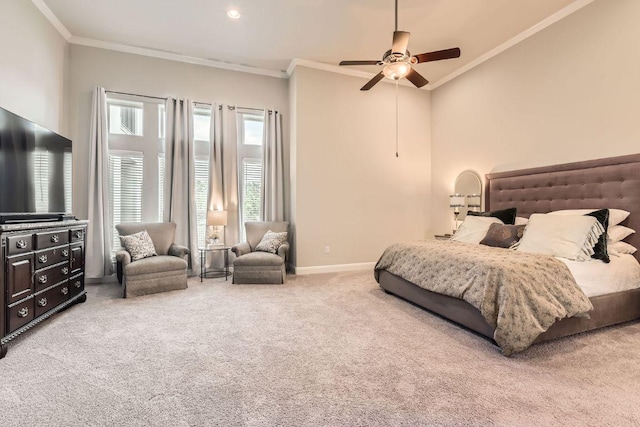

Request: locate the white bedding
(558, 254), (640, 297)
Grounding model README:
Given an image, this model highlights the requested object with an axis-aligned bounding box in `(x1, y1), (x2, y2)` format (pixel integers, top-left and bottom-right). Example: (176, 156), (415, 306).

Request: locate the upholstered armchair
(231, 221), (289, 284)
(115, 222), (189, 298)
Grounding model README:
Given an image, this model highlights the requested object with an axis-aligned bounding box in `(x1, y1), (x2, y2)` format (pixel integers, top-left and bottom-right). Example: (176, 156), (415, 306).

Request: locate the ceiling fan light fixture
(383, 62), (411, 80)
(227, 9), (241, 19)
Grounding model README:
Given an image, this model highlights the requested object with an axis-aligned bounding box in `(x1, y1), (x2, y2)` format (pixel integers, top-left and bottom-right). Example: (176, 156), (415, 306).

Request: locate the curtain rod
(106, 90), (276, 113)
(105, 90), (167, 101)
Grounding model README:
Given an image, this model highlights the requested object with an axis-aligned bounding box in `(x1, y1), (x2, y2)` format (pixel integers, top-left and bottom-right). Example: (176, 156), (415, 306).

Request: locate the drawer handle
(17, 307), (29, 318)
(74, 281), (82, 289)
(38, 298), (48, 307)
(61, 267), (69, 275)
(16, 239), (27, 249)
(50, 235), (60, 243)
(39, 275), (48, 284)
(62, 249), (69, 257)
(39, 254), (48, 264)
(61, 287), (69, 296)
(74, 231), (82, 239)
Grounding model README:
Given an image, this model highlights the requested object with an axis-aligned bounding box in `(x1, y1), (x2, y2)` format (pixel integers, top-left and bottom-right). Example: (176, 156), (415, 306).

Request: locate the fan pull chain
(395, 81), (399, 157)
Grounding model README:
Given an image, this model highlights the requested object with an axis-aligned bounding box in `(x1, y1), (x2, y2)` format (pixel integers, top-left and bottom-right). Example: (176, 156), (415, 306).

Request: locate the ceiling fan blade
(361, 72), (385, 91)
(413, 47), (461, 63)
(392, 31), (411, 54)
(405, 68), (429, 88)
(339, 60), (380, 66)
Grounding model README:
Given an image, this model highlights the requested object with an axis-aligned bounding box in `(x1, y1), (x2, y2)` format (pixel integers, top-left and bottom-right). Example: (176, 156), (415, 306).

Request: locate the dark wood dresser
(1, 220), (88, 359)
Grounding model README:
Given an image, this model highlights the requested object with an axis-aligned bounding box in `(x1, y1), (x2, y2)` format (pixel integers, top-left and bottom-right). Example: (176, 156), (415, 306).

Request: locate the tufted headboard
(486, 153), (640, 262)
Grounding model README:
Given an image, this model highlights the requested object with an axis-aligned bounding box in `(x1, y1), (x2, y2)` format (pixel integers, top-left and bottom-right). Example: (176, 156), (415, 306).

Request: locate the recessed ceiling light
(227, 9), (240, 19)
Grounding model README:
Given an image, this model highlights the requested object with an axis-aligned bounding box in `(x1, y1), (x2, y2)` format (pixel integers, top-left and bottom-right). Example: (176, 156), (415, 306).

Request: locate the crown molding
(69, 36), (287, 79)
(31, 0), (71, 41)
(431, 0), (595, 89)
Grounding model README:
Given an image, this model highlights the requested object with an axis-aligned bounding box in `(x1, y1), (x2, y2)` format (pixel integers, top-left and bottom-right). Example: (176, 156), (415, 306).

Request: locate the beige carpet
(1, 271), (639, 426)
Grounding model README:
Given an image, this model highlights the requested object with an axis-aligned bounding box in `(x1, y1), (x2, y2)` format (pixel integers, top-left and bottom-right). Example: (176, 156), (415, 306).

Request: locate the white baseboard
(293, 262), (376, 275)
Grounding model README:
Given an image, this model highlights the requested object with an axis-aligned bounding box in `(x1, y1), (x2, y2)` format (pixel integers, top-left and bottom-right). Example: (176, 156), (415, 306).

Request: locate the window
(107, 94), (164, 259)
(237, 110), (265, 238)
(193, 105), (212, 248)
(108, 100), (143, 136)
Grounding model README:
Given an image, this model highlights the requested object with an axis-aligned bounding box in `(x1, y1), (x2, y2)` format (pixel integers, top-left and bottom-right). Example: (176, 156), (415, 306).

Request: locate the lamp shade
(449, 194), (465, 208)
(207, 209), (227, 226)
(466, 194), (481, 208)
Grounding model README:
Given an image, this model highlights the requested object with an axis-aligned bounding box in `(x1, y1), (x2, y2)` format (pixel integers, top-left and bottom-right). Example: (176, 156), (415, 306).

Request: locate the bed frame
(378, 153), (640, 346)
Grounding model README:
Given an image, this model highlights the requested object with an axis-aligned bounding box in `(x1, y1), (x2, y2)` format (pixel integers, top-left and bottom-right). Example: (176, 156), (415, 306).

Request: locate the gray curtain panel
(86, 86), (113, 278)
(164, 98), (200, 272)
(261, 110), (285, 222)
(207, 103), (240, 247)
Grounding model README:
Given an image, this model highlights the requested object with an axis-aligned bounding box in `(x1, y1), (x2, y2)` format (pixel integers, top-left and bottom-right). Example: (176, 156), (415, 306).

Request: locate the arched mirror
(453, 170), (482, 221)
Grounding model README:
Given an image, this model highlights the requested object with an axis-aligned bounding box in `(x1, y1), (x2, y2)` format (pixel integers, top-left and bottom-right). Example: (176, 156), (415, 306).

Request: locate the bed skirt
(377, 269), (640, 346)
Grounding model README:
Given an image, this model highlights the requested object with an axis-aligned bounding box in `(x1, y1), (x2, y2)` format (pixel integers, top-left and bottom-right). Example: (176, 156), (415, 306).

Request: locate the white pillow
(607, 225), (635, 243)
(515, 216), (529, 225)
(516, 214), (605, 261)
(548, 208), (630, 226)
(609, 241), (637, 255)
(451, 216), (503, 244)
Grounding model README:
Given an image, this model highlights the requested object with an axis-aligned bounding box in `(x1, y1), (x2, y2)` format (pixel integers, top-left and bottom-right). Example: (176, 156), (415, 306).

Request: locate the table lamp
(207, 209), (228, 246)
(449, 194), (466, 233)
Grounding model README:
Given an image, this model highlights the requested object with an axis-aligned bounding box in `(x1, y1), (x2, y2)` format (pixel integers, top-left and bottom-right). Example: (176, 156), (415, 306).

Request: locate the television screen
(0, 106), (72, 216)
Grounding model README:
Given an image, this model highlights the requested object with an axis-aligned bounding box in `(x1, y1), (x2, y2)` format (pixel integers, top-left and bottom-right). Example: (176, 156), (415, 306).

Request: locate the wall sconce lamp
(207, 209), (228, 246)
(449, 194), (466, 233)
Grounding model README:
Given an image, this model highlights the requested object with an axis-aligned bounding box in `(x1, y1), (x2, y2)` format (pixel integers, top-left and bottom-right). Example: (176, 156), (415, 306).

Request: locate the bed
(376, 153), (640, 354)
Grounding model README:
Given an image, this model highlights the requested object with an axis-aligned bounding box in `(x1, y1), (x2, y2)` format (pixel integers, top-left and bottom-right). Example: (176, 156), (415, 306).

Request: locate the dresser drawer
(68, 275), (84, 298)
(6, 234), (33, 255)
(6, 253), (34, 305)
(70, 228), (85, 243)
(35, 230), (69, 250)
(35, 246), (70, 269)
(35, 264), (70, 292)
(7, 297), (35, 333)
(35, 282), (70, 317)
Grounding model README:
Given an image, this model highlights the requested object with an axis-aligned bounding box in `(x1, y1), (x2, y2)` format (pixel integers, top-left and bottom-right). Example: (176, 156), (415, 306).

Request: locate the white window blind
(194, 156), (210, 248)
(158, 154), (165, 222)
(109, 152), (143, 258)
(242, 158), (262, 223)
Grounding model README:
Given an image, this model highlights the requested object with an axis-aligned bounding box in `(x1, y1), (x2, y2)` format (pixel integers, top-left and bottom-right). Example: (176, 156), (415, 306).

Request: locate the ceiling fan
(339, 0), (461, 91)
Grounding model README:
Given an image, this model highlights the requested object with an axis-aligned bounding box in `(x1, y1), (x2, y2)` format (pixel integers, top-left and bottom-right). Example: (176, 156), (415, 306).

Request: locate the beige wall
(68, 45), (289, 221)
(291, 66), (431, 270)
(0, 0), (68, 133)
(431, 0), (640, 234)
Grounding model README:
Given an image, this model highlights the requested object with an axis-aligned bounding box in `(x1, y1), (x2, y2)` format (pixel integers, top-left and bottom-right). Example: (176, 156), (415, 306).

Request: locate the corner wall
(431, 0), (640, 233)
(0, 0), (68, 134)
(290, 66), (432, 271)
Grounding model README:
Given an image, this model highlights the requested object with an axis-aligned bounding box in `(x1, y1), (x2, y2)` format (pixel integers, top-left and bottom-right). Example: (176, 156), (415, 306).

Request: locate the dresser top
(0, 220), (89, 232)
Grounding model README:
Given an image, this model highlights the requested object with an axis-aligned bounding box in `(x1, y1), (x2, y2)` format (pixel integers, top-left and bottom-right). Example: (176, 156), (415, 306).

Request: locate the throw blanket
(374, 240), (594, 355)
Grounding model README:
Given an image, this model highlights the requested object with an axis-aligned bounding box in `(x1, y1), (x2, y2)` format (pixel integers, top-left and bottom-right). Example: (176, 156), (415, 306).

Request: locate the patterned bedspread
(374, 240), (594, 355)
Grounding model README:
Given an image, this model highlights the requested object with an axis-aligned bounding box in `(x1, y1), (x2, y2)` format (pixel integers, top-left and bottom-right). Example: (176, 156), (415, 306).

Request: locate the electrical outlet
(324, 246), (330, 254)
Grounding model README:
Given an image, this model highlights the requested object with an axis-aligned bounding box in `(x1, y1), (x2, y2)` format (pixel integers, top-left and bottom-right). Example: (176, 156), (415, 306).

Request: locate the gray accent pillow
(480, 223), (526, 249)
(120, 230), (158, 261)
(255, 230), (288, 254)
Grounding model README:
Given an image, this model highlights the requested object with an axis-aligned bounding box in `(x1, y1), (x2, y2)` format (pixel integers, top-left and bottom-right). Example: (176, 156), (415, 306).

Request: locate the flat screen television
(0, 106), (73, 223)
